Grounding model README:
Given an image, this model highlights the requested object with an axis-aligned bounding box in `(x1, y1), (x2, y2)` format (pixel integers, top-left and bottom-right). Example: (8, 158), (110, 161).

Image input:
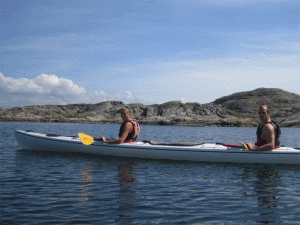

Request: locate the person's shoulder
(264, 123), (275, 132)
(124, 121), (134, 127)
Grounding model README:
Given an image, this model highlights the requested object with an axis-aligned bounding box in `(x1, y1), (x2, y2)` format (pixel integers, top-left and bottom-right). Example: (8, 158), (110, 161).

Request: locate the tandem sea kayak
(15, 130), (300, 165)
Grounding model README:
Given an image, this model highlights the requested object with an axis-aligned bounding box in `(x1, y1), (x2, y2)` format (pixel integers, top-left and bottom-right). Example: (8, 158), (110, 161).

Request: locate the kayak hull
(15, 130), (300, 165)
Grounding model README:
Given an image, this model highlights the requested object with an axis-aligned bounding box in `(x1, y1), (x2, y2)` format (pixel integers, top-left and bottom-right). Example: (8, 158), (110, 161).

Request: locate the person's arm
(248, 124), (275, 151)
(101, 122), (133, 144)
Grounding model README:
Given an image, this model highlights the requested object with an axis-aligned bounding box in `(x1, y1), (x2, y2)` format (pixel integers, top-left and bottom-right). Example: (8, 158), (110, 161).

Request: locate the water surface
(1, 122), (300, 224)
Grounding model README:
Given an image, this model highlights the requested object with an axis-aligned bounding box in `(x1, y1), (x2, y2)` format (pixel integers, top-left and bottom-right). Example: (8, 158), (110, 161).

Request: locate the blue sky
(0, 0), (299, 107)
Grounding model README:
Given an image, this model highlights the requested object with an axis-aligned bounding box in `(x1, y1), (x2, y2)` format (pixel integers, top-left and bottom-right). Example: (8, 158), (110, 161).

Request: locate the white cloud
(35, 74), (86, 95)
(0, 73), (85, 95)
(0, 73), (44, 93)
(125, 91), (134, 100)
(0, 73), (146, 107)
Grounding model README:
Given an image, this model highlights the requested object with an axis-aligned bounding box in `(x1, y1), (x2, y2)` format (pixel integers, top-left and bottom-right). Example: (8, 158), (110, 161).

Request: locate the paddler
(100, 106), (140, 144)
(246, 105), (281, 151)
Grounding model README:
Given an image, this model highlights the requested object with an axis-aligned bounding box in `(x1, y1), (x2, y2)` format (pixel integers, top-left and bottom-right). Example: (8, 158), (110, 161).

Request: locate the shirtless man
(247, 105), (280, 151)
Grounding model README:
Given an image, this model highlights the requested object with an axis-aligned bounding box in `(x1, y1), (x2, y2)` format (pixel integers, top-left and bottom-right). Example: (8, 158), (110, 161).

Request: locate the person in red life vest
(101, 107), (140, 144)
(246, 105), (281, 151)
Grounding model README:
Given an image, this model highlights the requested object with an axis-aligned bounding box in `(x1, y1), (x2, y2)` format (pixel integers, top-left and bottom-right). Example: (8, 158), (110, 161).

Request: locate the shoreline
(2, 120), (300, 128)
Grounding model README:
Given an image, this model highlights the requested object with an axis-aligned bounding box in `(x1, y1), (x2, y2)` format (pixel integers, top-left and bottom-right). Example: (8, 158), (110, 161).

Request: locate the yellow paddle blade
(78, 133), (94, 145)
(238, 141), (249, 151)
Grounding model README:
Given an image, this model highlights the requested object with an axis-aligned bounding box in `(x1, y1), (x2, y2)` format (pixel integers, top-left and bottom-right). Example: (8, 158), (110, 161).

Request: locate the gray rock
(1, 88), (300, 127)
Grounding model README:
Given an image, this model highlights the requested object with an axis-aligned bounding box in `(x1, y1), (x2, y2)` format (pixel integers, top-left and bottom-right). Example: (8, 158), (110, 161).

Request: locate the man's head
(258, 105), (271, 122)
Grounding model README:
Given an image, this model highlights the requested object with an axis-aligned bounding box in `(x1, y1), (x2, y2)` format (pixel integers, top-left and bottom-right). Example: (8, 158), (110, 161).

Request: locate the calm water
(1, 122), (300, 224)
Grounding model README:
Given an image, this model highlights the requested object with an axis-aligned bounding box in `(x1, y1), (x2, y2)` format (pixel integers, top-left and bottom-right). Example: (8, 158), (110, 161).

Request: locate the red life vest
(256, 121), (281, 149)
(119, 121), (140, 143)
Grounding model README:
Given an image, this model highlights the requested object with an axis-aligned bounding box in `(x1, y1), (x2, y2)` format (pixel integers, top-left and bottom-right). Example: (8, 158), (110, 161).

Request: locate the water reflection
(78, 163), (94, 205)
(116, 161), (140, 224)
(242, 166), (282, 224)
(255, 170), (279, 209)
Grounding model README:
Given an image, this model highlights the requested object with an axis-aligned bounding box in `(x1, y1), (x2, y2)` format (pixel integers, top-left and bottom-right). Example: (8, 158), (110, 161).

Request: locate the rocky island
(1, 88), (300, 127)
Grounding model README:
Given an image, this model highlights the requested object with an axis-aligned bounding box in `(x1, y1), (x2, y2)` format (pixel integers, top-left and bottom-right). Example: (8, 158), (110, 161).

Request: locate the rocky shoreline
(1, 88), (300, 127)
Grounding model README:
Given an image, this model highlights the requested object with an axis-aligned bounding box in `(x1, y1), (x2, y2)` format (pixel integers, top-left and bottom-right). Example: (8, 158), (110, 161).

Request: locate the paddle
(78, 133), (94, 145)
(217, 142), (249, 150)
(238, 141), (249, 151)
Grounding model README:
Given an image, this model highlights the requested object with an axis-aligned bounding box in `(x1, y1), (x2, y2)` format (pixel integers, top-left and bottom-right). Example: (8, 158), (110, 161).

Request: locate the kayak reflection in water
(246, 105), (281, 151)
(101, 107), (140, 144)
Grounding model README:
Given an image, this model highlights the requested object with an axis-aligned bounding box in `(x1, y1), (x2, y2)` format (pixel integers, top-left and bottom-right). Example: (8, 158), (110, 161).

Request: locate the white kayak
(15, 130), (300, 165)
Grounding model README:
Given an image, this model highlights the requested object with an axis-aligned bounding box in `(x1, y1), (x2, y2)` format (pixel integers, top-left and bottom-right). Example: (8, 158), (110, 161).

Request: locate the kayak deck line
(14, 130), (300, 164)
(148, 140), (205, 146)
